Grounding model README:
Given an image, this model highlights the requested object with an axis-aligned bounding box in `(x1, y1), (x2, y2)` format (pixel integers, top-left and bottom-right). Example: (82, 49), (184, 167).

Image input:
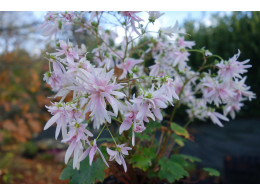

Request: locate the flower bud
(129, 73), (134, 78)
(45, 71), (52, 78)
(75, 123), (80, 128)
(132, 67), (139, 73)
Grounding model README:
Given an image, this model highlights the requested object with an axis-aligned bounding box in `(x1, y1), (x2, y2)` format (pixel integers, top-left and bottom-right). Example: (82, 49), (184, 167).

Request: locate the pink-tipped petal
(44, 112), (60, 130)
(120, 155), (127, 172)
(97, 148), (109, 168)
(65, 141), (76, 164)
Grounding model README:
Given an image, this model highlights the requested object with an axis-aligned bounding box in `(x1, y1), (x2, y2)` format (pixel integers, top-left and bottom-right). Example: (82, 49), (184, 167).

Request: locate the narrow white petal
(44, 112), (60, 130)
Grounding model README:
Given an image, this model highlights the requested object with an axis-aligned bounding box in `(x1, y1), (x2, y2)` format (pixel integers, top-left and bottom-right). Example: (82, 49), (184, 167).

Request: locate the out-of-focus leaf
(203, 167), (220, 177)
(130, 154), (152, 171)
(171, 134), (186, 147)
(180, 154), (201, 163)
(170, 154), (200, 172)
(129, 148), (156, 171)
(170, 122), (190, 139)
(135, 133), (151, 141)
(59, 158), (106, 184)
(158, 157), (189, 183)
(146, 121), (162, 133)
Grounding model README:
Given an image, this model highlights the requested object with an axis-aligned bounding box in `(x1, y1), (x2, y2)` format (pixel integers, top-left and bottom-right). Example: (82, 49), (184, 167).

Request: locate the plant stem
(106, 126), (118, 145)
(184, 118), (193, 129)
(96, 125), (106, 140)
(111, 116), (122, 123)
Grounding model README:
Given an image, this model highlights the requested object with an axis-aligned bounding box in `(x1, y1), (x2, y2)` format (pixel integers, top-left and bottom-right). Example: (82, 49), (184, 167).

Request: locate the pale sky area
(33, 11), (231, 44)
(1, 11), (232, 55)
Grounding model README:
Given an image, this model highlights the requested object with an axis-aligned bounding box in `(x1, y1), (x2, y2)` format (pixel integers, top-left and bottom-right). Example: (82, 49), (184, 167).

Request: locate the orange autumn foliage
(0, 50), (52, 143)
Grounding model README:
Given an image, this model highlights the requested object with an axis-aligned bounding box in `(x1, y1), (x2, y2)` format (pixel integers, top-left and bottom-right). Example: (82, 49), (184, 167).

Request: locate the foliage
(171, 122), (190, 139)
(130, 148), (156, 171)
(203, 167), (220, 177)
(0, 50), (52, 143)
(60, 158), (106, 184)
(158, 156), (189, 183)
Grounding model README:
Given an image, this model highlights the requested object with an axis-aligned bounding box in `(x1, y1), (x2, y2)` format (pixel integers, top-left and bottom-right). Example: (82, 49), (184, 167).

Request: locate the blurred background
(0, 11), (259, 184)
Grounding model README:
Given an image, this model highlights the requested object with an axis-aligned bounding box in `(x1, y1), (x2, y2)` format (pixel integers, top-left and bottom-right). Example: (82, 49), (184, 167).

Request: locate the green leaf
(135, 133), (151, 142)
(158, 157), (189, 183)
(59, 158), (106, 184)
(170, 122), (190, 139)
(180, 154), (201, 163)
(146, 121), (162, 133)
(130, 154), (152, 171)
(135, 121), (161, 142)
(129, 148), (156, 171)
(170, 154), (200, 172)
(171, 134), (186, 147)
(203, 167), (220, 177)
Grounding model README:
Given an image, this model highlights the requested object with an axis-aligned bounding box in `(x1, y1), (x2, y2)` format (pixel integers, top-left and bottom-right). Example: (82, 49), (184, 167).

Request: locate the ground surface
(181, 118), (260, 183)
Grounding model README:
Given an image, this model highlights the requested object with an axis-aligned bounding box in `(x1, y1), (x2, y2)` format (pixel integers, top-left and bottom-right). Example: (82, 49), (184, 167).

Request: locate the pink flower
(224, 100), (244, 119)
(148, 11), (164, 23)
(173, 49), (190, 71)
(119, 102), (139, 134)
(54, 40), (79, 65)
(106, 144), (132, 172)
(79, 68), (125, 129)
(232, 77), (256, 101)
(177, 37), (195, 49)
(43, 61), (65, 92)
(160, 21), (180, 37)
(80, 139), (109, 167)
(61, 12), (74, 22)
(217, 50), (252, 80)
(44, 102), (71, 139)
(62, 120), (93, 169)
(121, 11), (143, 35)
(173, 76), (184, 95)
(117, 58), (143, 79)
(119, 102), (147, 146)
(149, 64), (160, 76)
(207, 111), (229, 127)
(202, 78), (235, 106)
(161, 78), (179, 101)
(39, 12), (59, 37)
(131, 123), (146, 146)
(132, 87), (172, 122)
(67, 57), (92, 74)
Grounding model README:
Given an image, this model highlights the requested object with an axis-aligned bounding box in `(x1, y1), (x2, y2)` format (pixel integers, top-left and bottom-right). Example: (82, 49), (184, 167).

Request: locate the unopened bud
(46, 72), (52, 78)
(146, 93), (152, 99)
(132, 67), (139, 73)
(75, 123), (80, 128)
(129, 73), (134, 78)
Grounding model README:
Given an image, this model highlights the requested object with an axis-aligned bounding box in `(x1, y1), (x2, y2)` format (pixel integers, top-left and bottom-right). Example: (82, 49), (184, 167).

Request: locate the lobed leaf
(158, 157), (189, 183)
(203, 167), (220, 177)
(59, 158), (106, 184)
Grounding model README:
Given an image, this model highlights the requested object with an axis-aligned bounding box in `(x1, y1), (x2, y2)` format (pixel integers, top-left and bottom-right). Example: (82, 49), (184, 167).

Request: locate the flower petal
(97, 148), (109, 168)
(120, 155), (127, 172)
(65, 141), (76, 164)
(44, 112), (60, 130)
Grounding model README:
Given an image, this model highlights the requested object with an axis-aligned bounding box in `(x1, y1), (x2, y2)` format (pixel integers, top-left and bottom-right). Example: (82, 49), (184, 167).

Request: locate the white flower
(148, 11), (164, 23)
(160, 21), (180, 37)
(106, 144), (132, 172)
(205, 50), (212, 56)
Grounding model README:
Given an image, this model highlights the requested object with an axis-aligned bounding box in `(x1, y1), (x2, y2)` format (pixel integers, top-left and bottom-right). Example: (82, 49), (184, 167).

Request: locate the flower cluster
(41, 11), (255, 173)
(147, 36), (255, 127)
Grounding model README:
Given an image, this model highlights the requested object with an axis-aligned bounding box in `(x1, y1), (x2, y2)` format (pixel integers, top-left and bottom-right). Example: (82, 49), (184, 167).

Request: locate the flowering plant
(40, 11), (255, 183)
